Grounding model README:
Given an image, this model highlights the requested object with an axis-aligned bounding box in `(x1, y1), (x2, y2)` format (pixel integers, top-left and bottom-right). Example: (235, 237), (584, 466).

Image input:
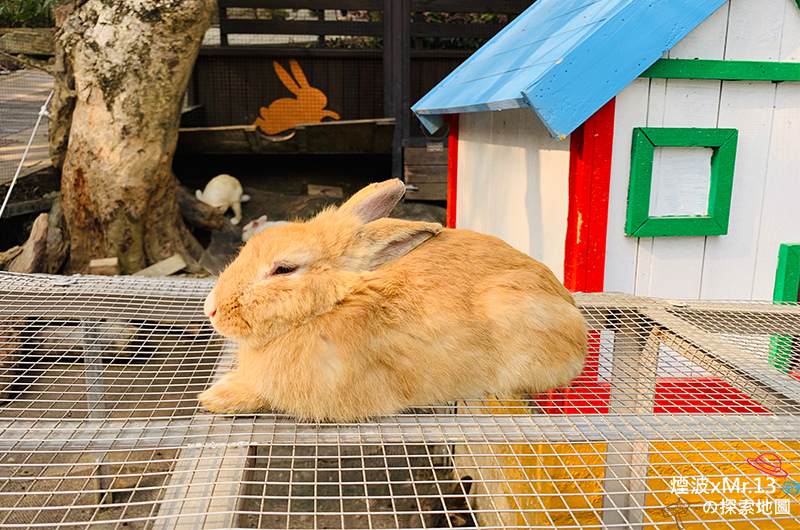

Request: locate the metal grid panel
(1, 271), (799, 529)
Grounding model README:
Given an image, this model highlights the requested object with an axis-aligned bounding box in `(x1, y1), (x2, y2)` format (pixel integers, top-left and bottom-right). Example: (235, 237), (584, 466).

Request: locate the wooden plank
(634, 78), (722, 299)
(177, 126), (262, 155)
(0, 28), (54, 56)
(404, 182), (446, 201)
(700, 81), (777, 299)
(403, 165), (446, 183)
(774, 244), (800, 303)
(603, 78), (650, 295)
(220, 19), (383, 37)
(132, 254), (187, 277)
(751, 81), (800, 300)
(695, 0), (785, 300)
(0, 197), (53, 219)
(403, 146), (447, 165)
(649, 308), (800, 335)
(665, 1), (729, 60)
(446, 114), (458, 228)
(725, 0), (788, 61)
(177, 119), (395, 155)
(151, 444), (250, 529)
(297, 118), (394, 153)
(641, 298), (800, 317)
(781, 0), (800, 62)
(525, 109), (571, 281)
(641, 59), (800, 81)
(89, 257), (120, 276)
(630, 79), (663, 298)
(483, 109), (524, 256)
(455, 112), (491, 233)
(769, 243), (800, 372)
(413, 0), (729, 139)
(564, 99), (615, 293)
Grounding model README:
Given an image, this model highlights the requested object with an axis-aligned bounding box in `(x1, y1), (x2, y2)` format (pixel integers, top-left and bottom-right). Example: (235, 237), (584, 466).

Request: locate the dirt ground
(173, 152), (446, 227)
(174, 152), (446, 275)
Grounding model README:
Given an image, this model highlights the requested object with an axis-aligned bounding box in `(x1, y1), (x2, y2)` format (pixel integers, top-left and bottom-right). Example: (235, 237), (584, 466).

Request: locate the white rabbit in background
(196, 174), (250, 225)
(242, 215), (291, 242)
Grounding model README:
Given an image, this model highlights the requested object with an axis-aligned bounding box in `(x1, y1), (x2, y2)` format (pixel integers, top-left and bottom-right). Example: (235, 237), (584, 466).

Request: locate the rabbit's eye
(273, 265), (298, 276)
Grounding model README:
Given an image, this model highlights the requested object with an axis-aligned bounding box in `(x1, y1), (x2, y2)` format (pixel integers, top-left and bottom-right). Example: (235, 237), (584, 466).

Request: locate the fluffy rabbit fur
(199, 179), (587, 421)
(196, 174), (250, 225)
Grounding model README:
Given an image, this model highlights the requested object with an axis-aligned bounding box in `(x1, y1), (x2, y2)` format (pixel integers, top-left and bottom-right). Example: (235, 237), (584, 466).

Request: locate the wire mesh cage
(1, 271), (799, 529)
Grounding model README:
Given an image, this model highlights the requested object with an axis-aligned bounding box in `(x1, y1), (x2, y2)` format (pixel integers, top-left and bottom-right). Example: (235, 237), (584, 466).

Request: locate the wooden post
(446, 114), (459, 228)
(601, 313), (658, 529)
(218, 1), (229, 46)
(563, 98), (616, 293)
(82, 320), (111, 504)
(384, 0), (411, 180)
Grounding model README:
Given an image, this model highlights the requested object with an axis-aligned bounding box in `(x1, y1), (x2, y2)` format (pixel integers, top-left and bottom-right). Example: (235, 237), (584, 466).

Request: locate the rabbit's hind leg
(198, 370), (268, 414)
(230, 201), (243, 225)
(474, 271), (588, 393)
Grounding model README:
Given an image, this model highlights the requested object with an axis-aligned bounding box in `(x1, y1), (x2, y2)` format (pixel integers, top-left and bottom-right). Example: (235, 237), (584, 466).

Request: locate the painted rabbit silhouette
(253, 59), (340, 135)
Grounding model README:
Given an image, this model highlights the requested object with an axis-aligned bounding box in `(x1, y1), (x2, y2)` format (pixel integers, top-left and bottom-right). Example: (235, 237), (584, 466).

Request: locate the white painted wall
(604, 0), (800, 300)
(455, 107), (571, 281)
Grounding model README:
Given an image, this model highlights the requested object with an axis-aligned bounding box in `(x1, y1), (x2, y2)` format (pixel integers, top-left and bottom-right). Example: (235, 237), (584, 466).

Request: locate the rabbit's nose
(204, 290), (216, 318)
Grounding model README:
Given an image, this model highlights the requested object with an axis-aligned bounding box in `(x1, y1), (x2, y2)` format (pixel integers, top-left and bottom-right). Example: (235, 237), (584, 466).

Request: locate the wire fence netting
(1, 271), (798, 528)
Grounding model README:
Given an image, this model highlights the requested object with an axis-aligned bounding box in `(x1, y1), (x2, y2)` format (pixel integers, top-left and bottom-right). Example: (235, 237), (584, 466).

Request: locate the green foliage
(415, 11), (509, 50)
(0, 0), (55, 28)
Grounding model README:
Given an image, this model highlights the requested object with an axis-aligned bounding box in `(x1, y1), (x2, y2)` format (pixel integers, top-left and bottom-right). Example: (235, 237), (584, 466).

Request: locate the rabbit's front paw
(198, 372), (264, 414)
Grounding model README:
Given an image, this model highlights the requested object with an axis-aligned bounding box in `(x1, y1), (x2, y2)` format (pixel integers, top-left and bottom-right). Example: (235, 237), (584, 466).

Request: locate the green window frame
(625, 127), (738, 237)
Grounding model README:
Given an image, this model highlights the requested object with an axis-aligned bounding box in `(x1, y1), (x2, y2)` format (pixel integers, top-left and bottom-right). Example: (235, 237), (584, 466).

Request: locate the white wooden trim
(780, 0), (800, 61)
(603, 78), (651, 295)
(700, 81), (777, 299)
(726, 0), (789, 61)
(751, 82), (800, 299)
(456, 112), (491, 235)
(456, 107), (569, 281)
(667, 1), (729, 60)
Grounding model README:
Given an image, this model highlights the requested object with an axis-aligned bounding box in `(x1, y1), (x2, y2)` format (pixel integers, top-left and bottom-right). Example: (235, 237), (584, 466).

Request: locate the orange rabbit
(199, 179), (588, 422)
(253, 59), (340, 135)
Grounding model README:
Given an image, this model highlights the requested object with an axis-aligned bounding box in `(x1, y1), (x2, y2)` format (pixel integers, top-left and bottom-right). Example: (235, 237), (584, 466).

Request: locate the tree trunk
(58, 0), (214, 274)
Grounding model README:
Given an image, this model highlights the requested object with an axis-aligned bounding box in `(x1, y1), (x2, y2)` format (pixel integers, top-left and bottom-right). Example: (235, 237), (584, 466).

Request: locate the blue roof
(412, 0), (728, 139)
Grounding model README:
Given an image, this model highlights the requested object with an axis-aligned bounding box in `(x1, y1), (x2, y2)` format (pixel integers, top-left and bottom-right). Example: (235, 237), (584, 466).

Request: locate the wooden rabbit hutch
(1, 270), (799, 529)
(178, 0), (531, 200)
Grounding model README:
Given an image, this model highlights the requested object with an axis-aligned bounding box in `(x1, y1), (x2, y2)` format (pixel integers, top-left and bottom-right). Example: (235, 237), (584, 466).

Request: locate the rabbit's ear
(346, 218), (442, 270)
(289, 59), (310, 88)
(274, 61), (302, 95)
(195, 190), (204, 201)
(338, 179), (406, 224)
